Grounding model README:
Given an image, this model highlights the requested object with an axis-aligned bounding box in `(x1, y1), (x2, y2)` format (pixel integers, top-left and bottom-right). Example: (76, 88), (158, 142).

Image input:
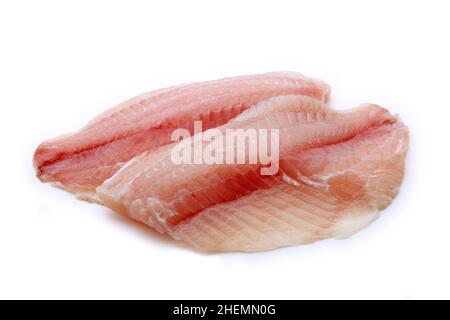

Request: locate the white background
(0, 0), (449, 299)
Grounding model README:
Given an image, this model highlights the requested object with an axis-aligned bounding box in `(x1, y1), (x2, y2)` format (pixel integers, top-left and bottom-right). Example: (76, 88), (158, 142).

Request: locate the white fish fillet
(97, 95), (409, 252)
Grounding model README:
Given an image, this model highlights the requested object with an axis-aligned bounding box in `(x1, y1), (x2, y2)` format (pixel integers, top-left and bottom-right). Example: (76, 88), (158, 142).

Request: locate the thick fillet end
(33, 143), (50, 181)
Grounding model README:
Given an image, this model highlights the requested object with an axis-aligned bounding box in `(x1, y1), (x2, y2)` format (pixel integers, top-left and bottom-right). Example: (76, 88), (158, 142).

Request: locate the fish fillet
(33, 72), (330, 200)
(97, 95), (408, 252)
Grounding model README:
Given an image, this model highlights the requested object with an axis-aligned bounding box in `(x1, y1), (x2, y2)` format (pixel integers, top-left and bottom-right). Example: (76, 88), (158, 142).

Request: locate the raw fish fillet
(97, 95), (409, 252)
(33, 72), (330, 200)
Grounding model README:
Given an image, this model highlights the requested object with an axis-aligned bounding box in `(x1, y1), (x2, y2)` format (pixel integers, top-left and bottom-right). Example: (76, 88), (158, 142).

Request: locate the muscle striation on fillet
(34, 72), (330, 199)
(96, 95), (408, 252)
(33, 72), (409, 252)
